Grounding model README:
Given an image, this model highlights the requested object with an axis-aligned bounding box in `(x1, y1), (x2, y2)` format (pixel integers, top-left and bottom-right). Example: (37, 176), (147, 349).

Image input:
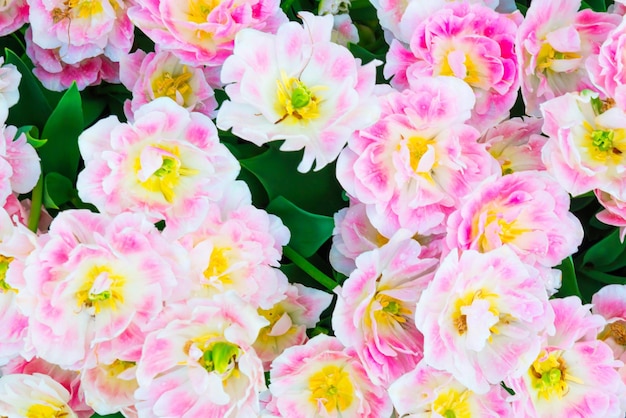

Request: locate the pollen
(203, 246), (232, 285)
(0, 255), (15, 293)
(151, 68), (194, 105)
(135, 144), (199, 203)
(309, 365), (355, 413)
(25, 403), (69, 418)
(275, 72), (325, 124)
(529, 350), (582, 400)
(432, 388), (471, 418)
(75, 264), (125, 315)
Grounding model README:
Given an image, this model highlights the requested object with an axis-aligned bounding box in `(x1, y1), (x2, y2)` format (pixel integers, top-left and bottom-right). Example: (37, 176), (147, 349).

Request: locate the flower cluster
(1, 0), (626, 417)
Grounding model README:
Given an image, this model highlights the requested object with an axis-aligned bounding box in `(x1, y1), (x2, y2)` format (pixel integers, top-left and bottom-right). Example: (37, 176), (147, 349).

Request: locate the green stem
(28, 174), (43, 233)
(10, 32), (26, 54)
(283, 246), (337, 291)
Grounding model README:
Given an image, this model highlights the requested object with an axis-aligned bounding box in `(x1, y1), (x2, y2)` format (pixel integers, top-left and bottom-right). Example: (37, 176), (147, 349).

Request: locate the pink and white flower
(27, 0), (133, 65)
(479, 116), (548, 174)
(332, 230), (438, 387)
(169, 181), (289, 306)
(135, 294), (267, 417)
(389, 360), (514, 417)
(595, 190), (626, 241)
(446, 170), (584, 270)
(253, 283), (332, 369)
(508, 297), (626, 418)
(385, 2), (519, 132)
(0, 58), (21, 121)
(267, 334), (392, 417)
(120, 48), (218, 121)
(81, 358), (139, 418)
(337, 75), (499, 238)
(217, 12), (380, 172)
(541, 89), (626, 200)
(2, 357), (92, 417)
(77, 97), (240, 235)
(0, 0), (28, 37)
(587, 16), (626, 102)
(370, 0), (507, 45)
(16, 210), (185, 369)
(516, 0), (620, 115)
(0, 373), (86, 418)
(0, 207), (37, 365)
(592, 285), (626, 379)
(128, 0), (287, 87)
(1, 122), (41, 199)
(25, 27), (120, 91)
(329, 199), (390, 277)
(415, 246), (555, 394)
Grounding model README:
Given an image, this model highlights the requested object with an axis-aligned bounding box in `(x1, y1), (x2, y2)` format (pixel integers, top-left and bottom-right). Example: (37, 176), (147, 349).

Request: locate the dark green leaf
(580, 0), (607, 11)
(241, 146), (346, 216)
(554, 256), (581, 299)
(267, 196), (334, 257)
(582, 229), (626, 269)
(579, 267), (626, 286)
(81, 90), (108, 128)
(40, 82), (84, 181)
(43, 172), (76, 210)
(90, 413), (124, 418)
(570, 191), (596, 212)
(4, 49), (53, 129)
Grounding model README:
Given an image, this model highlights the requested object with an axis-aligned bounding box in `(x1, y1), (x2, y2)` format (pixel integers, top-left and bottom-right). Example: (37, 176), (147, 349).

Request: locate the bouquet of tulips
(0, 0), (626, 416)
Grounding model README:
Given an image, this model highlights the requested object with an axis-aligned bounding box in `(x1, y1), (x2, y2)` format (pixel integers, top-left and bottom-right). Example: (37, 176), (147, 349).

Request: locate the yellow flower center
(405, 136), (435, 172)
(452, 289), (499, 336)
(259, 305), (285, 329)
(107, 359), (136, 377)
(203, 246), (232, 285)
(188, 0), (217, 23)
(275, 72), (324, 124)
(151, 68), (194, 104)
(135, 145), (198, 203)
(582, 121), (626, 165)
(184, 335), (241, 378)
(0, 255), (15, 293)
(52, 0), (104, 22)
(373, 294), (411, 326)
(529, 350), (582, 400)
(472, 205), (530, 253)
(440, 52), (482, 86)
(25, 403), (69, 418)
(432, 388), (471, 418)
(536, 43), (582, 73)
(201, 341), (240, 374)
(75, 264), (125, 315)
(309, 365), (355, 414)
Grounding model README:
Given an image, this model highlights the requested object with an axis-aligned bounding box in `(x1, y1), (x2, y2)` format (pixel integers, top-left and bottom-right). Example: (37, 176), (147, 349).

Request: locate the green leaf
(579, 267), (626, 286)
(43, 172), (76, 210)
(570, 191), (596, 212)
(90, 414), (124, 418)
(515, 2), (528, 15)
(580, 0), (606, 11)
(40, 82), (84, 182)
(14, 125), (47, 148)
(241, 146), (346, 216)
(81, 90), (108, 128)
(582, 229), (626, 269)
(266, 196), (334, 257)
(554, 256), (581, 299)
(4, 49), (53, 129)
